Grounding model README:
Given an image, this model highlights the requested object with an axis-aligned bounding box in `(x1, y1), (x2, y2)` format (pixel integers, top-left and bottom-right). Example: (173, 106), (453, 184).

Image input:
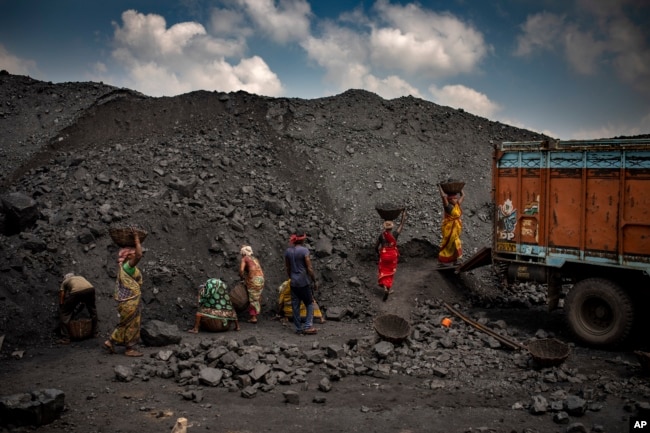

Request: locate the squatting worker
(58, 272), (98, 344)
(284, 229), (319, 335)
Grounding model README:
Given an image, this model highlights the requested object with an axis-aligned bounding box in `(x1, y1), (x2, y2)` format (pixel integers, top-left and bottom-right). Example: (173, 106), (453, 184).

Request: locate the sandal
(103, 340), (115, 354)
(303, 327), (318, 335)
(124, 348), (143, 357)
(57, 338), (71, 345)
(248, 317), (258, 324)
(187, 329), (199, 334)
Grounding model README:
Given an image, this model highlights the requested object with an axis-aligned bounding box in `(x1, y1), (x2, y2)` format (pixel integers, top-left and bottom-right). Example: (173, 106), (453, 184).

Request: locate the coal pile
(0, 71), (548, 349)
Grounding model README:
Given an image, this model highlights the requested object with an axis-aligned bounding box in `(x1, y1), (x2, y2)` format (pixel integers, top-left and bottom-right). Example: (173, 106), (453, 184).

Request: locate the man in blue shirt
(284, 230), (319, 335)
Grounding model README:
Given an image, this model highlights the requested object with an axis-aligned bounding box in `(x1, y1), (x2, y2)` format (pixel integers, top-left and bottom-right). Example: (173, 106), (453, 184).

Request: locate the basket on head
(68, 318), (93, 340)
(526, 338), (570, 367)
(440, 181), (465, 195)
(200, 316), (230, 332)
(374, 314), (411, 343)
(109, 226), (148, 247)
(375, 203), (404, 221)
(229, 281), (249, 313)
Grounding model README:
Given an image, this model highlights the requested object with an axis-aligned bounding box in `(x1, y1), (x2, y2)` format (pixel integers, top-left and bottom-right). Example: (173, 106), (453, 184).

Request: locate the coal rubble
(113, 298), (650, 432)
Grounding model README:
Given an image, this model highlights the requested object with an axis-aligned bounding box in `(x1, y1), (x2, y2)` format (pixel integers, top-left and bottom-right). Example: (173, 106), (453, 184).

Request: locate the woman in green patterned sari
(104, 231), (144, 357)
(187, 278), (240, 333)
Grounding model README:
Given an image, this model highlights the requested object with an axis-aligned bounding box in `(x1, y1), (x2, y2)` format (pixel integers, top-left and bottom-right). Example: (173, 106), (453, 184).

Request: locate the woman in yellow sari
(437, 184), (465, 265)
(277, 279), (325, 324)
(104, 232), (144, 357)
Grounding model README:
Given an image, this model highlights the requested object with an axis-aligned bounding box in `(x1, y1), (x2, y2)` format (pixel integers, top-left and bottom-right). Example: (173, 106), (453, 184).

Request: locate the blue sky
(1, 0), (649, 140)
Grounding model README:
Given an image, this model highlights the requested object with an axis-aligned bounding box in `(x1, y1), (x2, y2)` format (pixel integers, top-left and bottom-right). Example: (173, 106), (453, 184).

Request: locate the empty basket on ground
(229, 281), (249, 312)
(68, 318), (92, 340)
(374, 314), (411, 343)
(200, 317), (230, 332)
(439, 180), (465, 195)
(527, 338), (570, 367)
(109, 226), (148, 247)
(375, 203), (404, 221)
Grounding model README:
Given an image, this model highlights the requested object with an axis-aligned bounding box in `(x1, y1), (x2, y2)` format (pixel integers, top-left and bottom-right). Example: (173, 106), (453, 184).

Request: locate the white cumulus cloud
(301, 1), (487, 99)
(236, 0), (312, 44)
(302, 24), (420, 99)
(0, 44), (38, 76)
(514, 5), (650, 93)
(105, 10), (282, 97)
(514, 12), (566, 56)
(428, 84), (500, 118)
(370, 0), (489, 77)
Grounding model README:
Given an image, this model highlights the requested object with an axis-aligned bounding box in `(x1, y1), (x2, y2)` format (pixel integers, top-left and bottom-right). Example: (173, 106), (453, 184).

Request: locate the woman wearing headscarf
(437, 184), (465, 265)
(239, 245), (265, 324)
(104, 231), (144, 357)
(375, 209), (407, 301)
(187, 278), (240, 333)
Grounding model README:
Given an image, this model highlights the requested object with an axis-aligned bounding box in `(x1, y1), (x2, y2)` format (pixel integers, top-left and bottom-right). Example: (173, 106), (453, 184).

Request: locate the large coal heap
(0, 71), (549, 349)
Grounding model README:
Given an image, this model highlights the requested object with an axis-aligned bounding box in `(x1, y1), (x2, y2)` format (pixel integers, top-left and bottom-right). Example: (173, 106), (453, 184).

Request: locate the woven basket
(527, 338), (570, 367)
(229, 281), (249, 312)
(375, 203), (404, 221)
(68, 318), (92, 340)
(109, 226), (148, 247)
(200, 317), (230, 332)
(440, 181), (465, 195)
(374, 314), (411, 343)
(635, 351), (650, 374)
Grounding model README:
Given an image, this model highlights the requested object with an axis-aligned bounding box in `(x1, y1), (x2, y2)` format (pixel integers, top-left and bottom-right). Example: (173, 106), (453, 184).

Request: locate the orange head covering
(118, 247), (136, 264)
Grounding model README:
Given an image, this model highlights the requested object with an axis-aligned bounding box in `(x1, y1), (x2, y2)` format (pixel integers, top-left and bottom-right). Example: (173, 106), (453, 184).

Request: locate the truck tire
(565, 278), (634, 347)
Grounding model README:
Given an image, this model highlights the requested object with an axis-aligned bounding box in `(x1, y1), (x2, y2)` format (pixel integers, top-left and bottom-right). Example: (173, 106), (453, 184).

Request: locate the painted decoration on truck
(497, 198), (517, 243)
(524, 195), (540, 215)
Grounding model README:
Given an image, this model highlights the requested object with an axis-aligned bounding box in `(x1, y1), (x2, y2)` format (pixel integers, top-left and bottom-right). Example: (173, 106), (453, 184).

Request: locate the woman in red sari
(375, 209), (407, 301)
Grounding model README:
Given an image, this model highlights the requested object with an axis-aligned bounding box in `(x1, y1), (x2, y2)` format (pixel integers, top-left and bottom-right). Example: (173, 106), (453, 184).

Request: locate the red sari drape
(378, 231), (399, 289)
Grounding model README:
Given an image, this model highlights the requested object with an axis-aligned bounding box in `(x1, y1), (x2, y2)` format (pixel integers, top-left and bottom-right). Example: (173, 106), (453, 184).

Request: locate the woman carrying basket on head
(104, 230), (144, 357)
(375, 208), (407, 301)
(437, 184), (465, 266)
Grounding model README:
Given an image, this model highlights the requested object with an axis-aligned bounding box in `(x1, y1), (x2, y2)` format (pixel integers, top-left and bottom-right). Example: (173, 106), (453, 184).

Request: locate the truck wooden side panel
(493, 140), (650, 273)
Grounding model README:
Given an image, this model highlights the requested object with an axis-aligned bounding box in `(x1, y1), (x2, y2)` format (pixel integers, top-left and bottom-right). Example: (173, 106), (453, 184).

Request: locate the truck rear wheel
(565, 278), (633, 347)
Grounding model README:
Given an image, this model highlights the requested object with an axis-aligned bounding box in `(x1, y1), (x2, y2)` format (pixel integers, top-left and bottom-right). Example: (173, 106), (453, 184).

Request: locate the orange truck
(464, 138), (650, 347)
